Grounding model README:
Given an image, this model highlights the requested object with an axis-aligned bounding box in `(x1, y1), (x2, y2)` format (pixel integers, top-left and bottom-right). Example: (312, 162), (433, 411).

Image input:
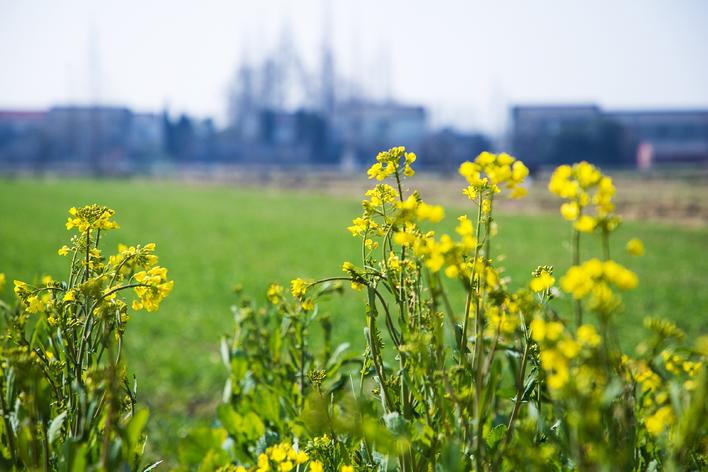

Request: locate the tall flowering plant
(0, 205), (172, 471)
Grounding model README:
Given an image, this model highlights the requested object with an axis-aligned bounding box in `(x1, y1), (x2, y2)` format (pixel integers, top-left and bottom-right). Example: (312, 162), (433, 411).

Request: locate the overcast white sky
(1, 0), (707, 132)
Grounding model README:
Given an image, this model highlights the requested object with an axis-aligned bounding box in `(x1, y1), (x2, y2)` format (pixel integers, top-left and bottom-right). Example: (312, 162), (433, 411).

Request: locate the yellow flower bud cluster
(341, 261), (365, 290)
(405, 214), (485, 277)
(65, 204), (119, 232)
(132, 266), (173, 312)
(458, 151), (529, 199)
(660, 350), (702, 378)
(560, 258), (638, 311)
(623, 345), (703, 438)
(266, 283), (284, 304)
(11, 280), (54, 314)
(548, 162), (618, 233)
(484, 305), (520, 337)
(366, 146), (416, 180)
(107, 242), (159, 278)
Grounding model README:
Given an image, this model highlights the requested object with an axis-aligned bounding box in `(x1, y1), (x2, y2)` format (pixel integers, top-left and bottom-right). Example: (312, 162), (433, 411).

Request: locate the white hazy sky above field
(1, 0), (707, 133)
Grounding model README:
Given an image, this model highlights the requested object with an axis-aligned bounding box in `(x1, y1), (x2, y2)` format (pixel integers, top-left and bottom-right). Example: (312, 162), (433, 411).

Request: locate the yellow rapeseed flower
(0, 273), (5, 291)
(279, 461), (293, 471)
(310, 461), (324, 472)
(257, 453), (269, 469)
(133, 266), (174, 311)
(560, 202), (579, 221)
(530, 269), (555, 293)
(26, 295), (44, 313)
(416, 202), (445, 223)
(574, 215), (596, 233)
(530, 318), (564, 343)
(57, 245), (70, 256)
(267, 283), (284, 305)
(14, 280), (30, 297)
(540, 348), (569, 390)
(645, 406), (674, 436)
(558, 339), (580, 358)
(626, 238), (645, 256)
(65, 205), (119, 232)
(576, 324), (601, 347)
(290, 278), (307, 299)
(602, 261), (638, 290)
(293, 450), (308, 464)
(301, 299), (314, 311)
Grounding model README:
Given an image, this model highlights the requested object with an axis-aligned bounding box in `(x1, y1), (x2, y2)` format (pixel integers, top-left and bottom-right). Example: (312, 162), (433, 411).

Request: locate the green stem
(495, 336), (531, 468)
(572, 227), (582, 327)
(461, 196), (484, 362)
(0, 374), (18, 466)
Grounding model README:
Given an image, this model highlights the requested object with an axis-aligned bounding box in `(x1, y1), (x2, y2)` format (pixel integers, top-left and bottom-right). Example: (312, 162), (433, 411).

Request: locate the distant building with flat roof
(607, 110), (708, 167)
(0, 110), (48, 167)
(511, 104), (708, 169)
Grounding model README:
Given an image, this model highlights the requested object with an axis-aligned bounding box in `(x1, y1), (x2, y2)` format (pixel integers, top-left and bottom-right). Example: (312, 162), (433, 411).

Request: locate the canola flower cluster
(529, 266), (555, 293)
(366, 145), (416, 180)
(458, 151), (529, 200)
(107, 242), (159, 274)
(548, 161), (617, 233)
(65, 204), (120, 232)
(531, 318), (603, 391)
(133, 266), (173, 311)
(217, 439), (357, 472)
(560, 258), (638, 311)
(12, 205), (173, 318)
(346, 149), (530, 289)
(621, 319), (704, 438)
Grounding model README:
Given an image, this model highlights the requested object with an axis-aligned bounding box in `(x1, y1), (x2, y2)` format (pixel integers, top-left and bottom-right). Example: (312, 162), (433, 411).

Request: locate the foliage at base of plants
(0, 205), (172, 471)
(181, 148), (707, 471)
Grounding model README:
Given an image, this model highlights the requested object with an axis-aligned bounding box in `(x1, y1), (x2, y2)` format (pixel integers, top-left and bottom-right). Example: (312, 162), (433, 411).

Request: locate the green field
(1, 177), (707, 459)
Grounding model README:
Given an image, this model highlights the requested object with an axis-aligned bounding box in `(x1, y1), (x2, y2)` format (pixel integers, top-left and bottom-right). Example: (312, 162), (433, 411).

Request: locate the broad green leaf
(48, 410), (67, 444)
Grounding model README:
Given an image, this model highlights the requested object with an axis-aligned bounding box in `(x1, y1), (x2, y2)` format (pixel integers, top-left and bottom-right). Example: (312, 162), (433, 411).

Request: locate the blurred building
(0, 106), (164, 173)
(607, 110), (708, 167)
(333, 101), (427, 165)
(511, 105), (632, 169)
(0, 110), (48, 169)
(511, 105), (708, 169)
(421, 128), (491, 172)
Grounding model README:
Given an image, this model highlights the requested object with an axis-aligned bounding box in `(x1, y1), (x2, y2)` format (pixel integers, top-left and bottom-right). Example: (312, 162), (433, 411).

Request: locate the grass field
(1, 177), (707, 459)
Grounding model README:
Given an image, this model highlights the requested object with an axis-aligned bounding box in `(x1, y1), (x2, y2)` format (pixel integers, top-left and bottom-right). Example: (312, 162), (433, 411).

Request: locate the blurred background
(1, 0), (707, 461)
(1, 0), (708, 178)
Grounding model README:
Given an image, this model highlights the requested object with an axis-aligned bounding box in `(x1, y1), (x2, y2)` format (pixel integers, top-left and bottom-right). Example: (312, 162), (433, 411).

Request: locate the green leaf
(220, 336), (231, 369)
(216, 403), (241, 435)
(48, 410), (67, 444)
(177, 427), (228, 466)
(127, 408), (150, 450)
(484, 423), (507, 449)
(241, 411), (265, 440)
